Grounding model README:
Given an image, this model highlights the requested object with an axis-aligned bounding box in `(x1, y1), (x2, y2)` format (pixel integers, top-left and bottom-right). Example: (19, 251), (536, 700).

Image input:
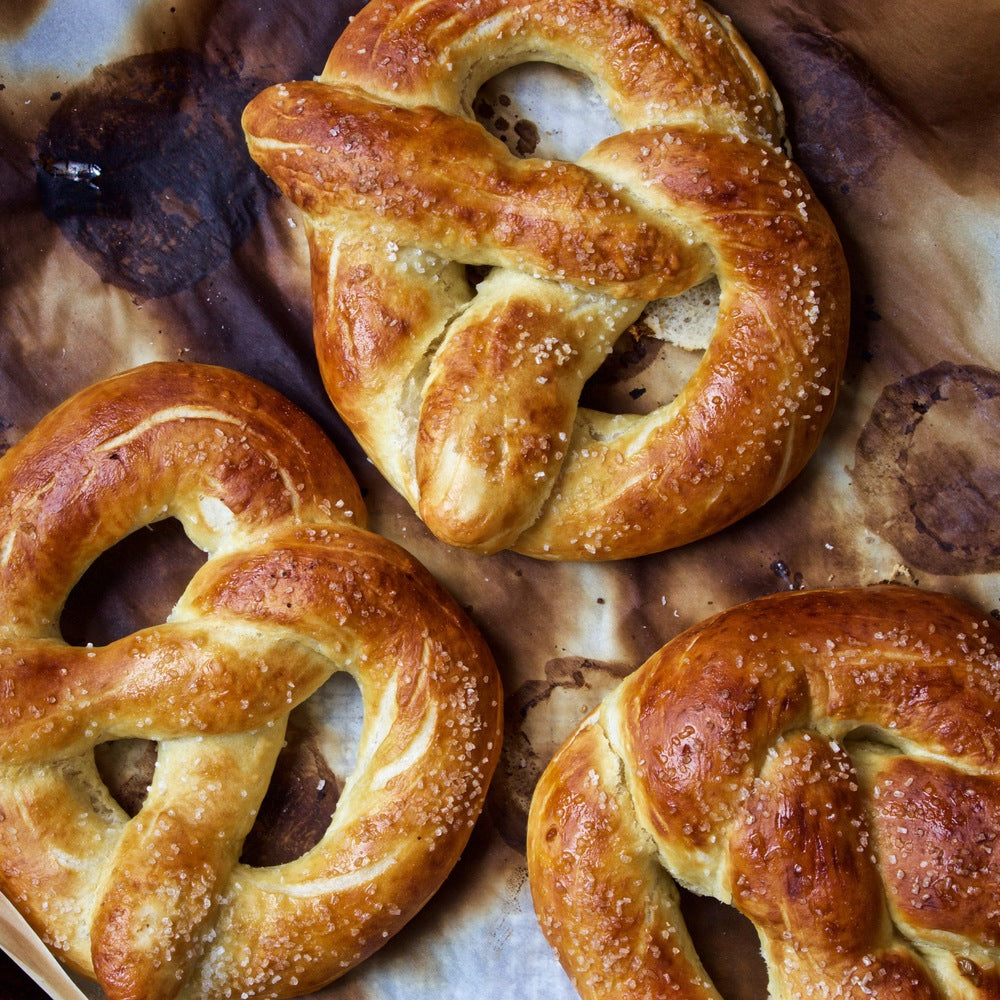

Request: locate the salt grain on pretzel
(527, 585), (1000, 999)
(243, 0), (850, 560)
(0, 362), (503, 1000)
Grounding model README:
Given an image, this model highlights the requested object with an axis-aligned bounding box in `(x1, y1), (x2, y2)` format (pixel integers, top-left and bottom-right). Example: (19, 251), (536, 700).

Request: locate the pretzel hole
(840, 724), (906, 757)
(582, 282), (719, 416)
(473, 61), (619, 163)
(241, 671), (364, 866)
(60, 517), (207, 647)
(678, 890), (768, 999)
(95, 738), (158, 817)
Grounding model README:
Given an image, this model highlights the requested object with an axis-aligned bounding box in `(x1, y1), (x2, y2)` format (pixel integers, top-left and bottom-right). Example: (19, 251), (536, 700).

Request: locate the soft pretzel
(242, 0), (850, 560)
(527, 585), (1000, 999)
(0, 362), (503, 1000)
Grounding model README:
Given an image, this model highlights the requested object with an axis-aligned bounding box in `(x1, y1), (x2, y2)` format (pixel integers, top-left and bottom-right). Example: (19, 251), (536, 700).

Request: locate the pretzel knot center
(0, 363), (502, 1000)
(242, 0), (851, 561)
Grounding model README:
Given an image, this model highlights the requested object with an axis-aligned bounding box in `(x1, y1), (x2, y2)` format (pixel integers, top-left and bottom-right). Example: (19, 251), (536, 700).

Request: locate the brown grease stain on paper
(240, 718), (342, 867)
(35, 49), (272, 298)
(490, 655), (632, 852)
(0, 0), (48, 39)
(854, 362), (1000, 575)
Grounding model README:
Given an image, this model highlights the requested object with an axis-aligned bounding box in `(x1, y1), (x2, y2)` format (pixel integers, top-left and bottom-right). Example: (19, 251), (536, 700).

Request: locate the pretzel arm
(528, 713), (723, 1000)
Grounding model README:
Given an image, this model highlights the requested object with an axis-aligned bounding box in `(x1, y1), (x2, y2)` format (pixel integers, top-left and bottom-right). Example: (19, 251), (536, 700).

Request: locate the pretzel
(527, 585), (1000, 999)
(0, 362), (503, 1000)
(242, 0), (850, 560)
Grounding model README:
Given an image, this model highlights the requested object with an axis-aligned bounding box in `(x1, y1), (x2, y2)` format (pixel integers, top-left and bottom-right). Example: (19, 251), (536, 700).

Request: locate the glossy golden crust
(242, 0), (850, 560)
(0, 362), (503, 1000)
(527, 586), (1000, 999)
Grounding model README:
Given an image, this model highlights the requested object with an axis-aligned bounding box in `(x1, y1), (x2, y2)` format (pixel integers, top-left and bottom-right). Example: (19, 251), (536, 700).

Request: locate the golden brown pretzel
(0, 362), (503, 1000)
(242, 0), (850, 560)
(527, 586), (1000, 999)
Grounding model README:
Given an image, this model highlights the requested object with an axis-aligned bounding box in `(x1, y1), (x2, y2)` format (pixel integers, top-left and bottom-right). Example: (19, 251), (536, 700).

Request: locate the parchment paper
(1, 1), (997, 997)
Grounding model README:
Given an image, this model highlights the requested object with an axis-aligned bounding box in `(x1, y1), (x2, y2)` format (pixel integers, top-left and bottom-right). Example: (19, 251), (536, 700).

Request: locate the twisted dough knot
(0, 363), (502, 1000)
(527, 586), (1000, 999)
(242, 0), (850, 560)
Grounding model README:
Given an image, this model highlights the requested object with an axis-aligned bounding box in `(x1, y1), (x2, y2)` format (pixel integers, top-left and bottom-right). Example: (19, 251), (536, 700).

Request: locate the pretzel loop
(243, 0), (850, 559)
(527, 586), (1000, 999)
(0, 363), (502, 1000)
